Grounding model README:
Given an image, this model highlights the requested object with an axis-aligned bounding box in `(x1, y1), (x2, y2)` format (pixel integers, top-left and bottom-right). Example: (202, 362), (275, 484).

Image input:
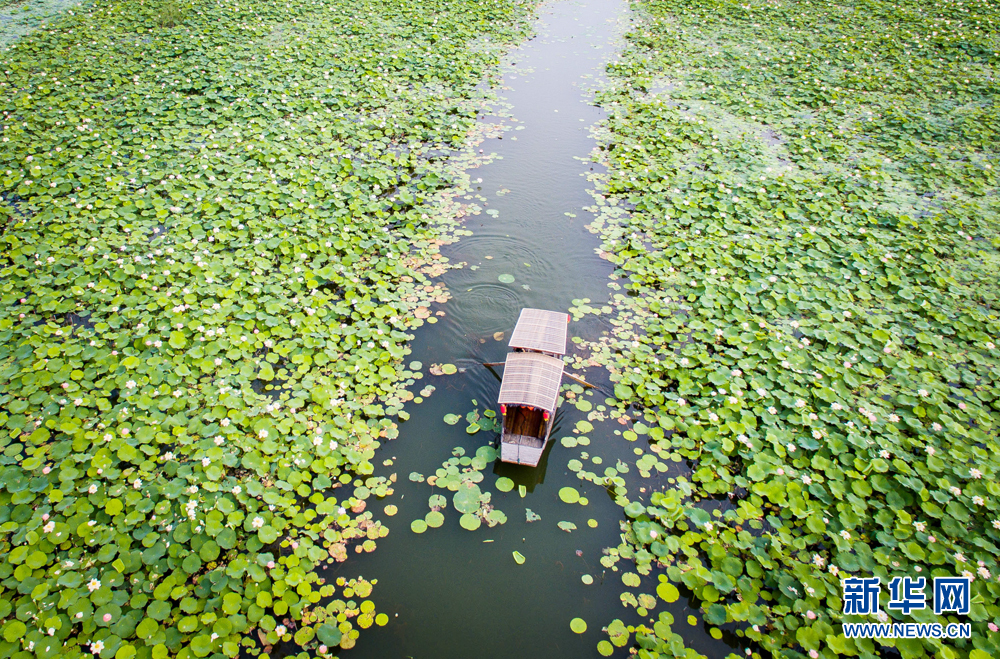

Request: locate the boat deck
(503, 433), (544, 449)
(504, 406), (545, 440)
(500, 439), (545, 466)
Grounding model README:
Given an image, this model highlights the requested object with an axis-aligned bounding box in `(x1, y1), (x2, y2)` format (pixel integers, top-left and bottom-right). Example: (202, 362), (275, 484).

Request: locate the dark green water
(322, 2), (738, 657)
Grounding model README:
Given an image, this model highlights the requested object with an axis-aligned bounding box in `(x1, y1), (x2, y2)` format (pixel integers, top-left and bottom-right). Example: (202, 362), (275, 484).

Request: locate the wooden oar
(482, 362), (596, 389)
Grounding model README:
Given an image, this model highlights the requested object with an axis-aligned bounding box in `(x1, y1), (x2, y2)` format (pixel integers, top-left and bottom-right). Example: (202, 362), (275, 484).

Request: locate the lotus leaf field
(0, 0), (535, 657)
(577, 0), (1000, 658)
(1, 0), (999, 658)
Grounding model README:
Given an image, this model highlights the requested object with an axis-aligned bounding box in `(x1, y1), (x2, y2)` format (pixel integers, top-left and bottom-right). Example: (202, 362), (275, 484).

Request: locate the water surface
(325, 2), (733, 657)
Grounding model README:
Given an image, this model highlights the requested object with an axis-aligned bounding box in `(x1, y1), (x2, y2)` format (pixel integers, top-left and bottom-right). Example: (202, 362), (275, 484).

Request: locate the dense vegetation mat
(580, 0), (1000, 657)
(0, 0), (535, 657)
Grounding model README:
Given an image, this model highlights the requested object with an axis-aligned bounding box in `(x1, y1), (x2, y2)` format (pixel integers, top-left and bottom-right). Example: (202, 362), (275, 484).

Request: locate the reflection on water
(318, 2), (736, 658)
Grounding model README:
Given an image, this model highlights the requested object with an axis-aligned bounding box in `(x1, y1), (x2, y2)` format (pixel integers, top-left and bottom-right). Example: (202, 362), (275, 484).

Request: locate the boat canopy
(508, 308), (569, 355)
(497, 352), (564, 413)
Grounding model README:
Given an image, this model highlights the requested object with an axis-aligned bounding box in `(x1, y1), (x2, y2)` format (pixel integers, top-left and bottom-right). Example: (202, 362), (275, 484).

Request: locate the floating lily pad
(409, 361), (423, 371)
(410, 520), (428, 534)
(570, 618), (587, 634)
(526, 508), (541, 522)
(466, 422), (481, 434)
(576, 420), (593, 433)
(453, 484), (483, 514)
(383, 505), (397, 516)
(409, 472), (425, 483)
(486, 509), (508, 525)
(558, 521), (577, 532)
(495, 477), (515, 492)
(558, 487), (581, 504)
(582, 574), (594, 585)
(560, 436), (578, 448)
(476, 446), (497, 462)
(498, 274), (515, 283)
(441, 363), (458, 375)
(597, 641), (614, 656)
(425, 511), (445, 528)
(588, 519), (598, 528)
(656, 582), (679, 603)
(512, 551), (525, 565)
(459, 513), (481, 531)
(443, 414), (461, 425)
(429, 494), (447, 509)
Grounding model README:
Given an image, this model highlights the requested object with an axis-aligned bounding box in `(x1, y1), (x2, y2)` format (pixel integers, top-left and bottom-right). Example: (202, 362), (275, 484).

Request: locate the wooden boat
(497, 309), (569, 466)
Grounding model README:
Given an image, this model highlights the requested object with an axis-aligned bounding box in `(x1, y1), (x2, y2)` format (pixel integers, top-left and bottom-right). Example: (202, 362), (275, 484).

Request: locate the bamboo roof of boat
(508, 308), (569, 356)
(497, 352), (564, 413)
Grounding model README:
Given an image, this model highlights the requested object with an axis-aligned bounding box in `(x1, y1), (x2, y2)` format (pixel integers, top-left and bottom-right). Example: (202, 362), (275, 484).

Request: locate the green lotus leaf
(425, 511), (445, 528)
(2, 621), (26, 642)
(453, 484), (483, 514)
(512, 551), (525, 565)
(475, 446), (497, 462)
(498, 274), (515, 283)
(316, 624), (342, 646)
(443, 414), (461, 425)
(136, 618), (160, 639)
(624, 502), (646, 518)
(558, 487), (580, 504)
(570, 618), (587, 634)
(191, 634), (213, 657)
(495, 477), (515, 492)
(182, 554), (203, 574)
(410, 520), (428, 534)
(656, 582), (679, 603)
(459, 513), (481, 531)
(147, 600), (172, 621)
(258, 526), (279, 544)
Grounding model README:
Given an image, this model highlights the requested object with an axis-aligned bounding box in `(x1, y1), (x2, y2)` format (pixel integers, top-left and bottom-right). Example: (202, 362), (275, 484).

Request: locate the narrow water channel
(323, 2), (732, 657)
